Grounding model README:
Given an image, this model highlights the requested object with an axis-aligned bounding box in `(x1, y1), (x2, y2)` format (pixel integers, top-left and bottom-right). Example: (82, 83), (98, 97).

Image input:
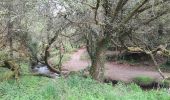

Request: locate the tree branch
(44, 23), (70, 74)
(138, 0), (169, 13)
(123, 0), (149, 23)
(94, 0), (100, 24)
(112, 0), (129, 22)
(143, 10), (169, 25)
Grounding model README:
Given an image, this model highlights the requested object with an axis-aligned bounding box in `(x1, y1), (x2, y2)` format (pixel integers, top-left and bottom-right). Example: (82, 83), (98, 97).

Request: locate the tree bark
(7, 0), (13, 57)
(44, 45), (60, 74)
(4, 60), (20, 80)
(90, 39), (106, 81)
(149, 53), (166, 79)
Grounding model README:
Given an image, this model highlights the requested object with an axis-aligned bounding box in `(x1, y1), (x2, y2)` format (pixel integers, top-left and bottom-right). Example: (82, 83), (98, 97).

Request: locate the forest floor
(1, 48), (170, 100)
(62, 48), (170, 83)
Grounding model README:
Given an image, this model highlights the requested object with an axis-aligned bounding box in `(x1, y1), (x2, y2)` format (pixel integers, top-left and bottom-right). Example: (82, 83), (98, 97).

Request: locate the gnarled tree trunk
(90, 39), (106, 81)
(3, 60), (20, 80)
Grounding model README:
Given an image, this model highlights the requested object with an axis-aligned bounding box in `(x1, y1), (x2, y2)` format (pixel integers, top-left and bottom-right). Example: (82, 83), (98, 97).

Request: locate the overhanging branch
(123, 0), (149, 23)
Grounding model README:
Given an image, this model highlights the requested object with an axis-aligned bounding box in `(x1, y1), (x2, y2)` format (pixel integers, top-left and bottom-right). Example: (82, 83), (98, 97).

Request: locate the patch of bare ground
(62, 48), (170, 83)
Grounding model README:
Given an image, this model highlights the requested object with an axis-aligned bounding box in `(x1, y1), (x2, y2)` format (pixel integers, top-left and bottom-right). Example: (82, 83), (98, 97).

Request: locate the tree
(64, 0), (170, 81)
(26, 0), (70, 74)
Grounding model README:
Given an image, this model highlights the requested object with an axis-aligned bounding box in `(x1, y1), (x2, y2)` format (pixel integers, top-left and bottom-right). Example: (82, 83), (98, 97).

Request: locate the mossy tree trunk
(89, 39), (107, 81)
(3, 60), (20, 80)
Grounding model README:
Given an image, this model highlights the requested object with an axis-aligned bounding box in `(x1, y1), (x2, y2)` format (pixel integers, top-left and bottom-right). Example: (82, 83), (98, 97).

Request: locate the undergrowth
(0, 74), (170, 100)
(0, 49), (170, 100)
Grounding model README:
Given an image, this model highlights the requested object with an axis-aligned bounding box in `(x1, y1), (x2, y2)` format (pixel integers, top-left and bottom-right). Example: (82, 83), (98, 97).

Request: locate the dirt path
(62, 48), (90, 71)
(62, 48), (168, 82)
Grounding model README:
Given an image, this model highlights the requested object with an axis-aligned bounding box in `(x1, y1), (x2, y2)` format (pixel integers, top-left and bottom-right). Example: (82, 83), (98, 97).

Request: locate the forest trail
(62, 48), (90, 71)
(62, 48), (168, 82)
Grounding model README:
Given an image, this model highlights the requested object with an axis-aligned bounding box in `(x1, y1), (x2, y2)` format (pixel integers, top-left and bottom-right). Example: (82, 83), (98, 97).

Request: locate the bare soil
(62, 48), (170, 83)
(62, 48), (90, 71)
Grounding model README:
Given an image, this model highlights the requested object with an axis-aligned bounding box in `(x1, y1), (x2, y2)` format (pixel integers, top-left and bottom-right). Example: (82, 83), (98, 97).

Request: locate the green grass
(133, 76), (155, 86)
(160, 80), (170, 88)
(1, 50), (170, 100)
(0, 73), (170, 100)
(64, 42), (77, 53)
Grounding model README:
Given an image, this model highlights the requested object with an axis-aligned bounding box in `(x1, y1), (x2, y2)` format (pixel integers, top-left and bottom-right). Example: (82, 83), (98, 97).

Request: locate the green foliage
(0, 62), (169, 100)
(133, 76), (155, 86)
(19, 62), (31, 75)
(0, 68), (14, 81)
(64, 42), (76, 53)
(0, 51), (8, 61)
(27, 41), (39, 58)
(165, 59), (170, 66)
(162, 60), (170, 69)
(160, 59), (170, 70)
(160, 80), (170, 88)
(49, 42), (77, 67)
(50, 53), (71, 66)
(0, 74), (170, 100)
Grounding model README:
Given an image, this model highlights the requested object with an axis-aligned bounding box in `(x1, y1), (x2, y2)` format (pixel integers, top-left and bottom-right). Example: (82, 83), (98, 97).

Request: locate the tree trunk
(44, 45), (61, 74)
(149, 53), (166, 79)
(4, 60), (20, 80)
(90, 39), (106, 81)
(7, 1), (13, 58)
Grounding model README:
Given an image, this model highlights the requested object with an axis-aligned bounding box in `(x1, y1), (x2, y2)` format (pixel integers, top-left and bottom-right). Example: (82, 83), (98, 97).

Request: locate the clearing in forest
(62, 48), (170, 82)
